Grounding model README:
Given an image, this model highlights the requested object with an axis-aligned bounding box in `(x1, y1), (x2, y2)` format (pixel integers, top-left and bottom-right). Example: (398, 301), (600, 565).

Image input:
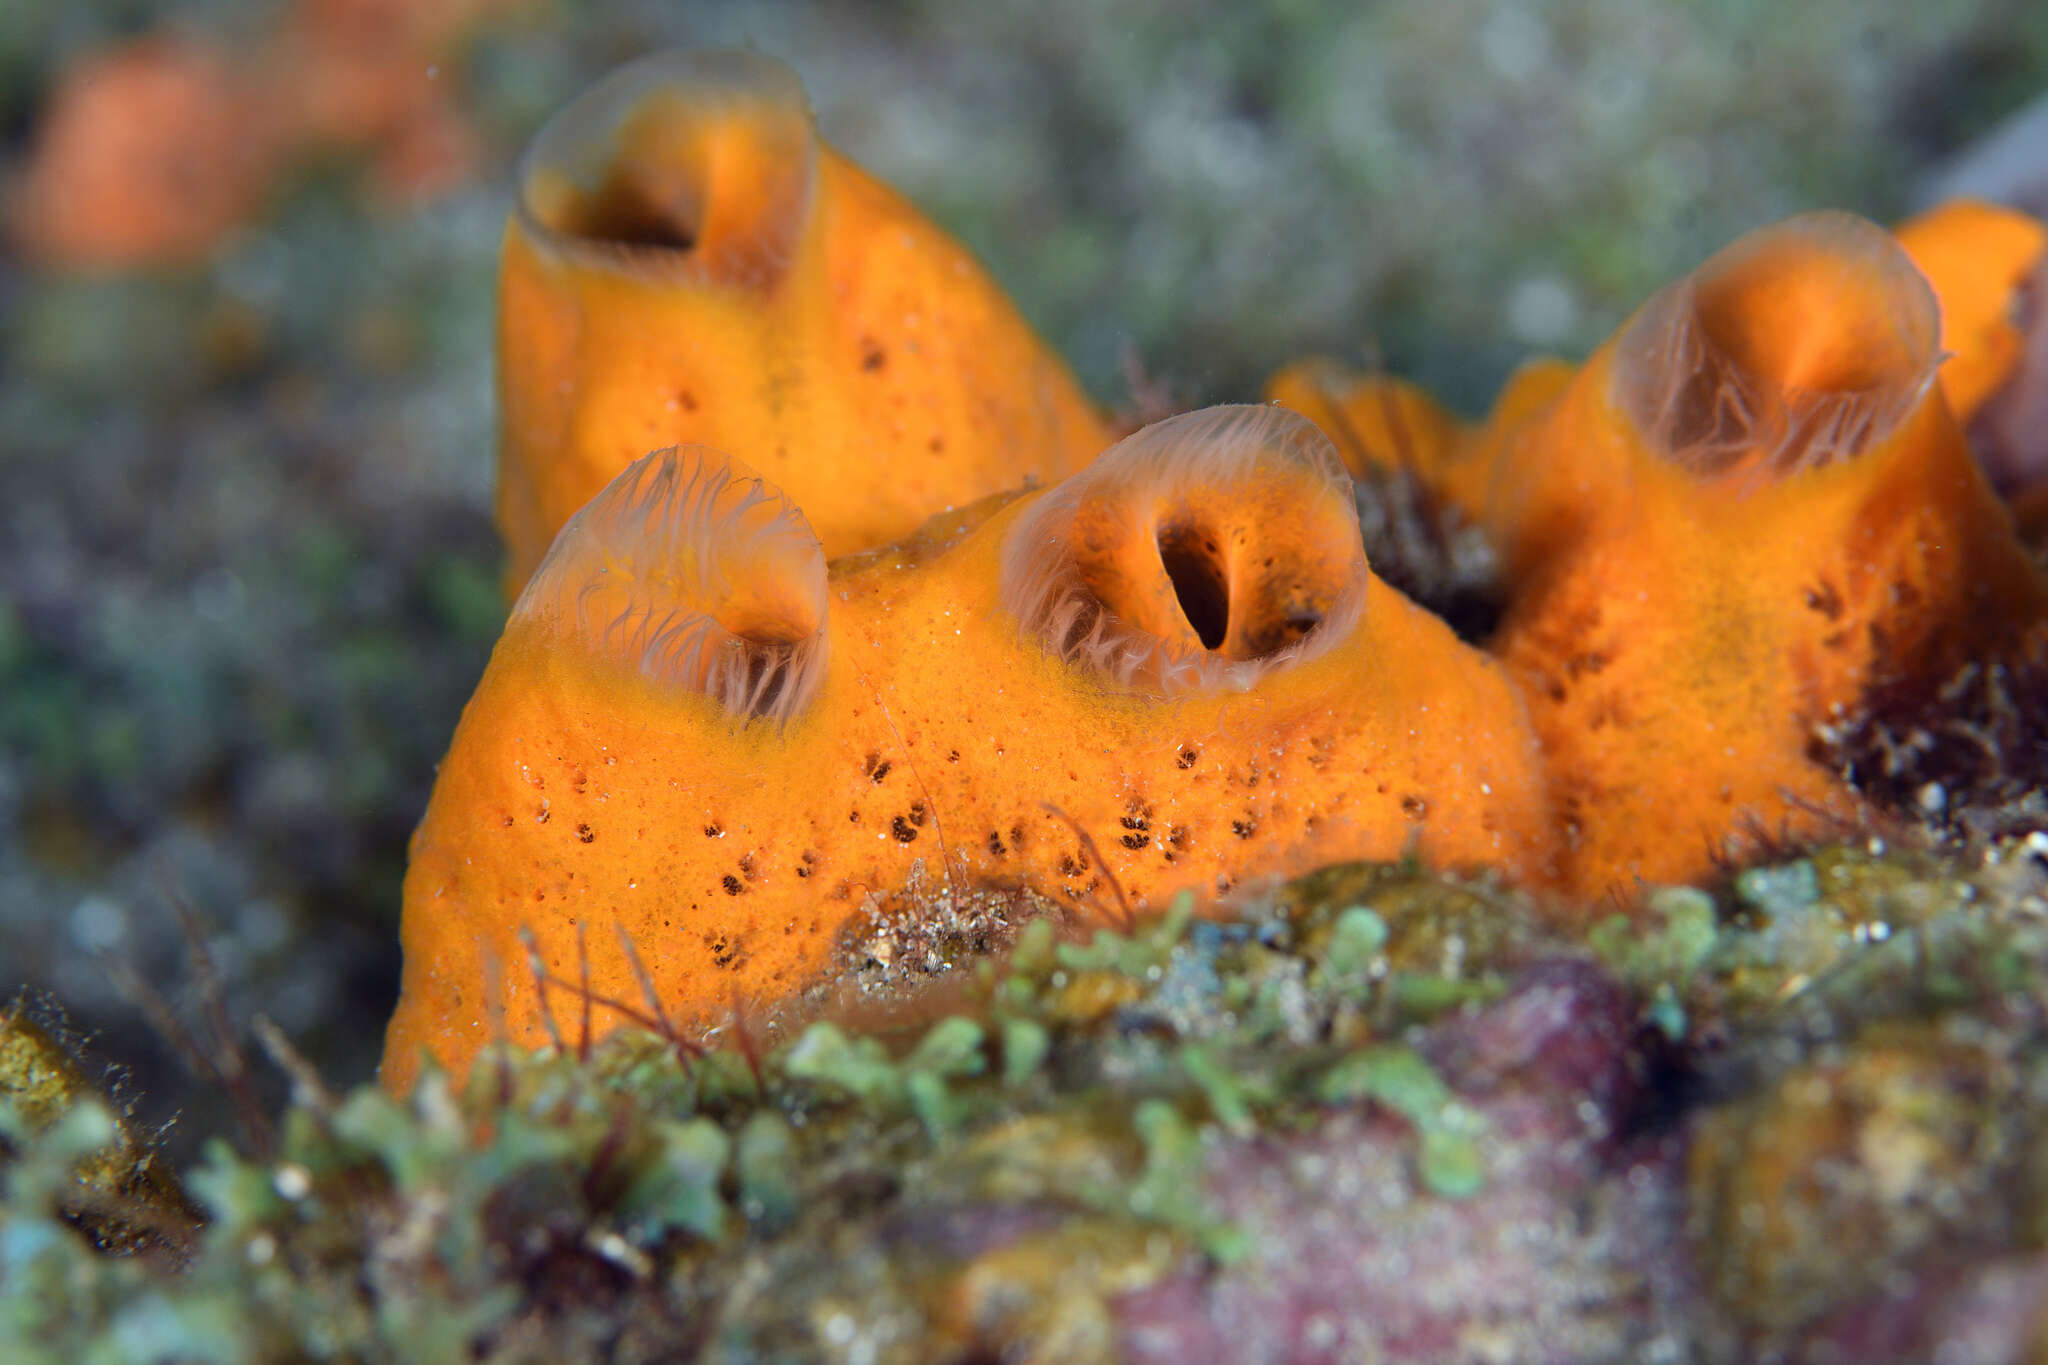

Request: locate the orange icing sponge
(1265, 355), (1576, 529)
(12, 37), (284, 270)
(1265, 361), (1467, 488)
(495, 50), (1114, 594)
(1894, 198), (2048, 422)
(1476, 211), (2048, 900)
(383, 406), (1556, 1090)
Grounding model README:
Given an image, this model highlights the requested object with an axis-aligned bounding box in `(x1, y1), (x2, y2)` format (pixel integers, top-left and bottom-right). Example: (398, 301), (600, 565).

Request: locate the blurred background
(4, 0), (2047, 1157)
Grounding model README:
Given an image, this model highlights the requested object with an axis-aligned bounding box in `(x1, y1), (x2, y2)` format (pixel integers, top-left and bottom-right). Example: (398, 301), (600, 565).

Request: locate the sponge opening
(516, 446), (830, 726)
(516, 49), (818, 288)
(1000, 405), (1370, 696)
(1613, 211), (1940, 483)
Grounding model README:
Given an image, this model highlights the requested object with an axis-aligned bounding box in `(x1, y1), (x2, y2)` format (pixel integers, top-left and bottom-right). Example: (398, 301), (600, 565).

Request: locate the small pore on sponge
(1612, 211), (1941, 485)
(999, 404), (1370, 695)
(515, 446), (829, 725)
(515, 48), (818, 288)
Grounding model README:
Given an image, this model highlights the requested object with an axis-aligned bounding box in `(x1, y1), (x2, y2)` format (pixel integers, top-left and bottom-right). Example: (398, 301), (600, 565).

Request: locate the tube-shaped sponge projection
(383, 405), (1557, 1090)
(1478, 212), (2048, 899)
(495, 49), (1114, 593)
(1607, 210), (1942, 486)
(1895, 199), (2048, 501)
(1894, 198), (2048, 426)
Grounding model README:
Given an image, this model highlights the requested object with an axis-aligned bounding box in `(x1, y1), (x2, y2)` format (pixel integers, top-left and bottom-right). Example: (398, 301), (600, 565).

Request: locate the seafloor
(5, 2), (2048, 1360)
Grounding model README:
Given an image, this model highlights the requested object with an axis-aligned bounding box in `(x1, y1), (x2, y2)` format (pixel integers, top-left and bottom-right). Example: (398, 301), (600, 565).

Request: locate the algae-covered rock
(0, 995), (200, 1259)
(1689, 1024), (2023, 1341)
(1673, 834), (2048, 1355)
(0, 869), (1678, 1361)
(1117, 959), (1690, 1362)
(10, 839), (2048, 1361)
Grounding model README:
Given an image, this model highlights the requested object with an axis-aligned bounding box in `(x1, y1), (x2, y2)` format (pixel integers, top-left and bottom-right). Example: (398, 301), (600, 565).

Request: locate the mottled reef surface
(6, 1), (2048, 1360)
(13, 842), (2048, 1360)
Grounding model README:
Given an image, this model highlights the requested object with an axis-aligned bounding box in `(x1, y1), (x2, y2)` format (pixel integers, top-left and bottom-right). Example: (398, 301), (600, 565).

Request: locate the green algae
(1587, 884), (1720, 1039)
(1317, 1044), (1487, 1199)
(1320, 904), (1390, 979)
(998, 1018), (1050, 1090)
(617, 1118), (731, 1242)
(1120, 1099), (1246, 1263)
(733, 1112), (799, 1230)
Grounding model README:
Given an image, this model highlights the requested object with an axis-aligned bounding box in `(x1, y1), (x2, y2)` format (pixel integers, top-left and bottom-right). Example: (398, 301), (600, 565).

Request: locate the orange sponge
(1477, 212), (2048, 900)
(1894, 198), (2048, 422)
(383, 406), (1556, 1090)
(495, 50), (1114, 594)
